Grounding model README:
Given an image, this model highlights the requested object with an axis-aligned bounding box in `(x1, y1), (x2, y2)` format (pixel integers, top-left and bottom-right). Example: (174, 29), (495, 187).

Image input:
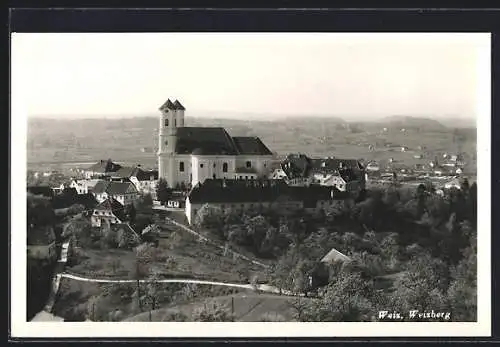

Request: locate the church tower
(158, 99), (185, 188)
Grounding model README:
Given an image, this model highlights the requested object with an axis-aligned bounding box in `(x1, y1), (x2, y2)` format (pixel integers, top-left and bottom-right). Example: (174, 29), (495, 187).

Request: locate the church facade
(157, 99), (276, 189)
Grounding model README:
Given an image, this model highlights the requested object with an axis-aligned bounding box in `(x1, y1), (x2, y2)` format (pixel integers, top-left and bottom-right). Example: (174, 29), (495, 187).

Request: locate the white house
(156, 99), (277, 189)
(92, 180), (140, 206)
(60, 179), (100, 195)
(91, 197), (126, 227)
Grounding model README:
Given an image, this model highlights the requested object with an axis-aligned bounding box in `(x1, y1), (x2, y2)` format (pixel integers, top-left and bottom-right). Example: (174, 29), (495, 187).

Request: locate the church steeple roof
(159, 99), (176, 111)
(173, 100), (185, 110)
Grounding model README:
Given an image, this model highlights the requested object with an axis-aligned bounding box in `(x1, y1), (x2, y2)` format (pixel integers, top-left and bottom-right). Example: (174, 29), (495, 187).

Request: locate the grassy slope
(66, 224), (265, 283)
(124, 293), (314, 322)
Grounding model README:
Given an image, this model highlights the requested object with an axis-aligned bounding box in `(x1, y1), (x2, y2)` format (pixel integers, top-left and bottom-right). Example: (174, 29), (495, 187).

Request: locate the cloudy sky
(12, 33), (488, 119)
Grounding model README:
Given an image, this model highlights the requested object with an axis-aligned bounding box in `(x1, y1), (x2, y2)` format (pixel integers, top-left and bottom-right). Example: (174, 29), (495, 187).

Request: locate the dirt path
(59, 272), (302, 297)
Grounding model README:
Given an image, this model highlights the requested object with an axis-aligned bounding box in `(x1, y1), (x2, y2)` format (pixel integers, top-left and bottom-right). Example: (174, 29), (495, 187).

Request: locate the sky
(12, 33), (489, 120)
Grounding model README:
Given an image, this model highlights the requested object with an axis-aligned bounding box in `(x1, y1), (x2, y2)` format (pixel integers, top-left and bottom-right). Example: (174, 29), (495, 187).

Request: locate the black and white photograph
(11, 32), (490, 337)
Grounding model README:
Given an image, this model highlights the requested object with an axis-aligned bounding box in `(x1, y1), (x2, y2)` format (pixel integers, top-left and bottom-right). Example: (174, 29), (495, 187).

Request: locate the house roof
(95, 197), (124, 211)
(84, 179), (103, 188)
(173, 100), (185, 110)
(86, 159), (122, 173)
(159, 99), (175, 111)
(92, 181), (110, 194)
(106, 181), (138, 195)
(134, 169), (158, 181)
(281, 155), (364, 182)
(111, 166), (140, 178)
(92, 181), (137, 195)
(175, 127), (239, 155)
(94, 198), (126, 221)
(320, 247), (351, 264)
(232, 136), (273, 155)
(187, 179), (348, 205)
(281, 154), (311, 178)
(309, 158), (364, 172)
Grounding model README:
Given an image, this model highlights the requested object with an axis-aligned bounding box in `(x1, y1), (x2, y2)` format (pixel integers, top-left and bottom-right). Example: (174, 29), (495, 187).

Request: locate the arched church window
(165, 140), (168, 146)
(165, 119), (169, 127)
(179, 162), (184, 172)
(200, 163), (204, 168)
(223, 163), (228, 173)
(246, 161), (251, 168)
(174, 119), (177, 126)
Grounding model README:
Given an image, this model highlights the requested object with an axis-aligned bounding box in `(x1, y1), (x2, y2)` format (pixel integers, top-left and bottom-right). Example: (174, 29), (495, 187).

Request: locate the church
(157, 99), (277, 189)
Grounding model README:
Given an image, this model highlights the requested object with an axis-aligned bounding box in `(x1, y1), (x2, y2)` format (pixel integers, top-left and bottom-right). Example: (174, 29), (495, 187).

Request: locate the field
(27, 116), (477, 175)
(52, 277), (252, 321)
(124, 293), (314, 322)
(67, 224), (266, 283)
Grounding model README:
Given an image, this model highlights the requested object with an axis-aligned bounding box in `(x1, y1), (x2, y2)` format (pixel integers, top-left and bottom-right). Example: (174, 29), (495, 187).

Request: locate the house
(444, 178), (462, 190)
(27, 225), (57, 262)
(129, 168), (159, 198)
(365, 161), (380, 172)
(185, 178), (349, 225)
(92, 180), (140, 206)
(311, 247), (351, 288)
(156, 99), (276, 189)
(91, 198), (126, 227)
(279, 155), (366, 193)
(84, 159), (122, 179)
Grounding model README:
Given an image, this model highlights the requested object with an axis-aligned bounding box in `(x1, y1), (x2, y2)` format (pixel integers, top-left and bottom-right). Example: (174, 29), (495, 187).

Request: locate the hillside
(27, 115), (477, 174)
(374, 115), (448, 131)
(123, 293), (312, 322)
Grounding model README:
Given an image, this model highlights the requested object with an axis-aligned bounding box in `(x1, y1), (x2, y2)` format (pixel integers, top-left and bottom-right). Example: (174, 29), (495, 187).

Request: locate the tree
(156, 178), (172, 204)
(192, 303), (234, 322)
(124, 203), (137, 224)
(299, 271), (378, 322)
(390, 253), (450, 319)
(116, 225), (140, 249)
(194, 204), (224, 234)
(62, 218), (93, 248)
(27, 194), (56, 228)
(447, 233), (477, 321)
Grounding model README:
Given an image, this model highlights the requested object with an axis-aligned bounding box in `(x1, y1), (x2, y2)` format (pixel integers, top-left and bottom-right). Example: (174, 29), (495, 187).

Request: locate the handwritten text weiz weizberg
(378, 310), (451, 321)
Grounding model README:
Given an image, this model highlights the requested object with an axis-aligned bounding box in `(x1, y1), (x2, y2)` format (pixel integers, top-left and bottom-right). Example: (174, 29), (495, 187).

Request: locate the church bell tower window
(165, 119), (169, 127)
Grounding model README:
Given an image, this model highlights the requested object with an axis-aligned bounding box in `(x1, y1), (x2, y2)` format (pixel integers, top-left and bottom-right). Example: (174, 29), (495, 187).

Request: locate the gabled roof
(92, 180), (137, 195)
(95, 197), (124, 211)
(173, 100), (185, 110)
(111, 166), (140, 178)
(159, 99), (176, 111)
(86, 159), (122, 173)
(106, 181), (138, 195)
(84, 179), (103, 188)
(320, 247), (351, 264)
(175, 127), (239, 155)
(92, 180), (110, 194)
(232, 136), (273, 155)
(134, 169), (158, 181)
